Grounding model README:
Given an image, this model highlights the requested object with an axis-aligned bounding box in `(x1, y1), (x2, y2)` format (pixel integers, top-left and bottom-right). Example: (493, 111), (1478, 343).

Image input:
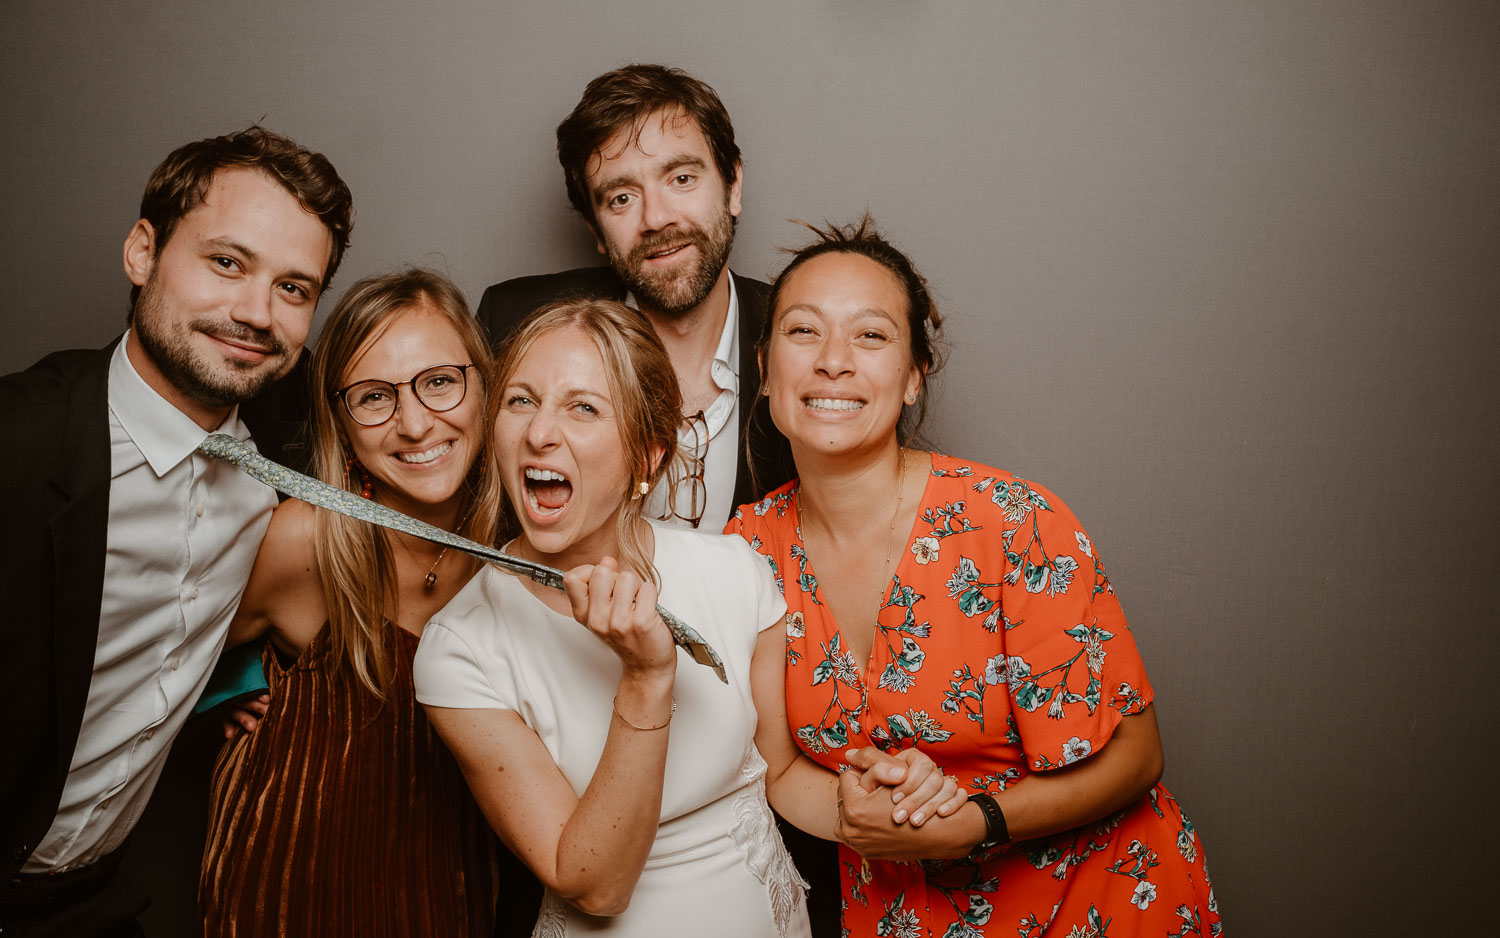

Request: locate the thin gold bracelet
(611, 696), (674, 731)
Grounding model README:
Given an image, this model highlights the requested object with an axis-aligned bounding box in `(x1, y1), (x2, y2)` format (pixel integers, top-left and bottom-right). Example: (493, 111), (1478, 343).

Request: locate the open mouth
(524, 467), (573, 517)
(804, 397), (866, 412)
(397, 441), (452, 465)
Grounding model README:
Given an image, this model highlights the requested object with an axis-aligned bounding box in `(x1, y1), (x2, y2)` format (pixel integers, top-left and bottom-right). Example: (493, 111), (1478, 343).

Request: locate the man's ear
(123, 219), (157, 287)
(728, 160), (743, 219)
(588, 219), (607, 257)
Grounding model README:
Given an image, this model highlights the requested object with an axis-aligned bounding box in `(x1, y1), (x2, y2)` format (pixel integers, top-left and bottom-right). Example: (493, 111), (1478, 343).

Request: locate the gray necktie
(198, 433), (727, 683)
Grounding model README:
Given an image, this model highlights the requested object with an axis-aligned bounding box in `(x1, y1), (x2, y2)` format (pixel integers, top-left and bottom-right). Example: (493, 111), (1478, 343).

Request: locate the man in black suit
(0, 126), (353, 936)
(476, 64), (791, 526)
(475, 65), (832, 935)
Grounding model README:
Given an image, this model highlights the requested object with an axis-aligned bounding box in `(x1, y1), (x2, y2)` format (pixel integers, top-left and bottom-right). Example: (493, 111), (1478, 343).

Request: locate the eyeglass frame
(673, 411), (709, 529)
(330, 363), (475, 427)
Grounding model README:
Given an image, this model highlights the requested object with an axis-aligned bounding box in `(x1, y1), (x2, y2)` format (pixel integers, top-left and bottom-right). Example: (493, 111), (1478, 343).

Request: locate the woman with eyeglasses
(198, 268), (503, 935)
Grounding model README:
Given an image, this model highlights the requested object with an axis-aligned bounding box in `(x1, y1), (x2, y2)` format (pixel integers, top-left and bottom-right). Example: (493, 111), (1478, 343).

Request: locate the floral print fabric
(730, 454), (1220, 937)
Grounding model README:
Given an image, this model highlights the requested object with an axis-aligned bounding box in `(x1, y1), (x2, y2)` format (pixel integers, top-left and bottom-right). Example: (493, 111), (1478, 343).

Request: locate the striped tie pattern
(198, 433), (727, 683)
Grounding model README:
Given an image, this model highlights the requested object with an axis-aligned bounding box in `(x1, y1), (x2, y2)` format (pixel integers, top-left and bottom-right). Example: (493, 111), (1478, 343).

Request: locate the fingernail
(911, 812), (925, 825)
(893, 809), (907, 823)
(891, 791), (904, 804)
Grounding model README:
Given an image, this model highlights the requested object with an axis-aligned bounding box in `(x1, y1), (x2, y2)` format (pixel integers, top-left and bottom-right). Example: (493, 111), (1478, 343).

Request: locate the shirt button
(170, 657), (181, 670)
(195, 505), (205, 518)
(143, 729), (154, 741)
(189, 588), (199, 600)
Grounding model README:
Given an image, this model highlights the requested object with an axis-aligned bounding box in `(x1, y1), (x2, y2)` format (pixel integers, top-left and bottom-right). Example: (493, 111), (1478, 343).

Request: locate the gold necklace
(797, 446), (908, 621)
(875, 447), (908, 615)
(418, 501), (476, 591)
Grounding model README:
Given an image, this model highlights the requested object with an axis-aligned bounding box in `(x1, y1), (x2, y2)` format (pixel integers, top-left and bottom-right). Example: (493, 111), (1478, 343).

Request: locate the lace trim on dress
(534, 890), (567, 938)
(729, 746), (810, 936)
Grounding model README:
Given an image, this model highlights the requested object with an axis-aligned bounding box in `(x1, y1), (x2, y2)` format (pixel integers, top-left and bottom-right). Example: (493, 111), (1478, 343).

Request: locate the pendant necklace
(420, 501), (476, 591)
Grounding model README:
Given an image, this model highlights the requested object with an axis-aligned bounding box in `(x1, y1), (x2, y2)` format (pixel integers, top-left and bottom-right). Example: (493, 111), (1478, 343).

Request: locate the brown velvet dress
(199, 623), (498, 937)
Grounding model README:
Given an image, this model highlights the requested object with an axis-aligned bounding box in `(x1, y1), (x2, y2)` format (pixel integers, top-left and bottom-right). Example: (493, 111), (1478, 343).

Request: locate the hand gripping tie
(198, 433), (727, 683)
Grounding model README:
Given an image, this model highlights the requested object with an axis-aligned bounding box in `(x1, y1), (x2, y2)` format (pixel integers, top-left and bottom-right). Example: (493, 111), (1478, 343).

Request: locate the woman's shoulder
(923, 451), (1018, 485)
(261, 497), (319, 560)
(923, 452), (1077, 517)
(653, 525), (782, 619)
(230, 498), (323, 648)
(653, 521), (767, 572)
(245, 498), (323, 600)
(726, 480), (799, 537)
(428, 564), (527, 635)
(415, 566), (530, 681)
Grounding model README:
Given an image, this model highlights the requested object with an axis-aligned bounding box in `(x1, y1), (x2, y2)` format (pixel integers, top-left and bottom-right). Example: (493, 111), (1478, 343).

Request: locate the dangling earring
(346, 456), (374, 499)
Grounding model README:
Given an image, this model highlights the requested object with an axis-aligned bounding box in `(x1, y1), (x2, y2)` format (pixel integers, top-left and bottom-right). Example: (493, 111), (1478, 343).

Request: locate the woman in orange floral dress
(729, 219), (1221, 937)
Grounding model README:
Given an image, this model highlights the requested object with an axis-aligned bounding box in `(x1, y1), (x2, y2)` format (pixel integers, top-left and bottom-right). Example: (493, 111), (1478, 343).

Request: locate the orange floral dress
(729, 453), (1221, 938)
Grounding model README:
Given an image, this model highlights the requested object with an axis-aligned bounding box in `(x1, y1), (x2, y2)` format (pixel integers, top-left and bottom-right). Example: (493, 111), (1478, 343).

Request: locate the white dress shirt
(632, 276), (741, 532)
(22, 335), (276, 872)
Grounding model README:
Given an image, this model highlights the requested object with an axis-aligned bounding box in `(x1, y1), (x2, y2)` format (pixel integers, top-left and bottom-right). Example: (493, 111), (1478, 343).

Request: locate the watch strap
(967, 791), (1011, 852)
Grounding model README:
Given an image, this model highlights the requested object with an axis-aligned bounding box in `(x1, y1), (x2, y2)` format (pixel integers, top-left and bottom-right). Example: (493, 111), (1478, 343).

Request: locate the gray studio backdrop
(4, 1), (1497, 935)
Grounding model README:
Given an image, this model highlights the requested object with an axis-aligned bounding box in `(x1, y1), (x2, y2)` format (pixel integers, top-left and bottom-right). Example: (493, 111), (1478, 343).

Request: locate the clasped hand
(836, 747), (969, 860)
(563, 556), (677, 676)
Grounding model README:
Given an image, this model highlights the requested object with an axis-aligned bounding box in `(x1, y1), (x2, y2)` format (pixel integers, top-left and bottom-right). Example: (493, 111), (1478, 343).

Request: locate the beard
(606, 196), (735, 318)
(131, 276), (293, 408)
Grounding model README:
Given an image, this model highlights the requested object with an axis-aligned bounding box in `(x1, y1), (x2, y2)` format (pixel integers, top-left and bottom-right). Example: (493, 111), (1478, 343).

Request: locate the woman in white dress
(412, 299), (966, 937)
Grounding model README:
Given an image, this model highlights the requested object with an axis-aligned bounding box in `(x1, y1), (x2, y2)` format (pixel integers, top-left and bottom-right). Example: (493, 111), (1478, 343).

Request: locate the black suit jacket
(476, 266), (794, 512)
(0, 342), (308, 879)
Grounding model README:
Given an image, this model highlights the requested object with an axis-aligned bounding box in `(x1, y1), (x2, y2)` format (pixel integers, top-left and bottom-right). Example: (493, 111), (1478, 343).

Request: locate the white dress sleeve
(412, 619), (518, 711)
(733, 537), (788, 634)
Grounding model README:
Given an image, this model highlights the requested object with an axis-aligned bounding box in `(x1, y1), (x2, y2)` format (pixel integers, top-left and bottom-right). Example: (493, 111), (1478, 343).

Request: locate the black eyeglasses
(332, 364), (473, 427)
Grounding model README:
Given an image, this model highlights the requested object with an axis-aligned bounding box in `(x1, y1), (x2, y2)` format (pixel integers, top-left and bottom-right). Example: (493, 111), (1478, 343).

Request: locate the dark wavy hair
(749, 216), (945, 490)
(556, 64), (740, 227)
(130, 124), (354, 311)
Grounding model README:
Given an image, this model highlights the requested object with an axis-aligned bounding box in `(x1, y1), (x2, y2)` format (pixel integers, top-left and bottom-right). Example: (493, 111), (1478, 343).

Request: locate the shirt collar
(622, 272), (741, 380)
(108, 332), (250, 477)
(715, 275), (740, 382)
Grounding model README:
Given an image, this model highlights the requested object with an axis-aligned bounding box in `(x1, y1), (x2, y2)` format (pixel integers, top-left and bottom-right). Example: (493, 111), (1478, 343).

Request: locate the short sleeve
(723, 505), (748, 539)
(726, 488), (796, 598)
(986, 477), (1155, 773)
(412, 621), (517, 711)
(734, 536), (788, 633)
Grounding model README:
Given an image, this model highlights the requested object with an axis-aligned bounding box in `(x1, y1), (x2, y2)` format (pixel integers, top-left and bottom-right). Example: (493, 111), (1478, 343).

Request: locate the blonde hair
(489, 299), (684, 585)
(308, 268), (500, 696)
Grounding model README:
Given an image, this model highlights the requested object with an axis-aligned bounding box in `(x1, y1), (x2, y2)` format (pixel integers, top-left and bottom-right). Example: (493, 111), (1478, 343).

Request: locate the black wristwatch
(967, 792), (1011, 854)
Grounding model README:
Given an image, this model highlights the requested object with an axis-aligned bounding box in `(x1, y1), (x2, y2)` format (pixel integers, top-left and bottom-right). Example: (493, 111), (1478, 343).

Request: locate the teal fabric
(194, 641), (268, 715)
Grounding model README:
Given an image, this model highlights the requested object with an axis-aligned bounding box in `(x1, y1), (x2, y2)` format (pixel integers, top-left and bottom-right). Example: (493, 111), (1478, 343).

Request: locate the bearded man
(477, 64), (792, 532)
(0, 126), (352, 936)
